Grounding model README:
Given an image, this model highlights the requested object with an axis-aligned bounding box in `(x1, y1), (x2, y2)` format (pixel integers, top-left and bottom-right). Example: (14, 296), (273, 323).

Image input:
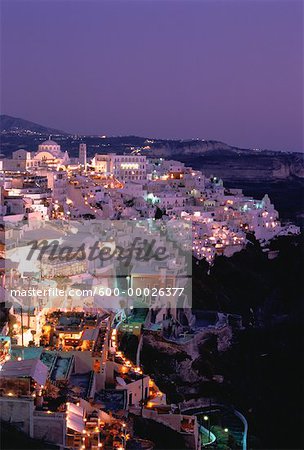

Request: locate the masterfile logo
(4, 219), (192, 310)
(25, 236), (171, 266)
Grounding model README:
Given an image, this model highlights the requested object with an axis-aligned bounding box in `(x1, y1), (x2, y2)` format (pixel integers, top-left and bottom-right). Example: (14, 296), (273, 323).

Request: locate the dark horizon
(1, 113), (302, 155)
(1, 0), (303, 152)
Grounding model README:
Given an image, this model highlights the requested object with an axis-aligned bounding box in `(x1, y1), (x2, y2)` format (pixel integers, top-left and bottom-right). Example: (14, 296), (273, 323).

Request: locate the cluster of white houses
(0, 138), (299, 262)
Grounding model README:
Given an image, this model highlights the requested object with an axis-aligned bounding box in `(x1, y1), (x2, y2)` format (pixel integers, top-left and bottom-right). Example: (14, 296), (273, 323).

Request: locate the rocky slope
(141, 328), (233, 403)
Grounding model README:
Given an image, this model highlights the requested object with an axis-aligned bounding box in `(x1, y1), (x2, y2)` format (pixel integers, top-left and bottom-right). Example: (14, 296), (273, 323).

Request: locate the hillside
(0, 114), (66, 135)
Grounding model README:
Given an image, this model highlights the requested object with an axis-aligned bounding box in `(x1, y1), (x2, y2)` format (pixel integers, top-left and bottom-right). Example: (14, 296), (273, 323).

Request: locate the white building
(2, 149), (37, 172)
(92, 154), (146, 181)
(113, 155), (146, 181)
(91, 154), (113, 173)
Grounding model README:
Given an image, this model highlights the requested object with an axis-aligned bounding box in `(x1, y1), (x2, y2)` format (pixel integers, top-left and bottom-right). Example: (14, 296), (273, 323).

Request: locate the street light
(121, 422), (127, 449)
(126, 276), (130, 290)
(224, 428), (229, 433)
(203, 415), (210, 442)
(126, 276), (130, 321)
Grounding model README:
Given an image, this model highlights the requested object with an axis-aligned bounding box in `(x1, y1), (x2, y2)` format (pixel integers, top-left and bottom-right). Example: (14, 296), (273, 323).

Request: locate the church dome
(36, 137), (64, 160)
(40, 139), (59, 147)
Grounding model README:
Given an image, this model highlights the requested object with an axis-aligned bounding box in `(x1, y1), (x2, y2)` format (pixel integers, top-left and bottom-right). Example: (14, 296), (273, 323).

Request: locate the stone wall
(0, 397), (34, 436)
(33, 411), (66, 446)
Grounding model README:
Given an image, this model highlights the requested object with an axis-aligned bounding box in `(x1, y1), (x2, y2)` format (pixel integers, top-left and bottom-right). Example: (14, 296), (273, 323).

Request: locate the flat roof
(1, 358), (48, 385)
(82, 328), (99, 341)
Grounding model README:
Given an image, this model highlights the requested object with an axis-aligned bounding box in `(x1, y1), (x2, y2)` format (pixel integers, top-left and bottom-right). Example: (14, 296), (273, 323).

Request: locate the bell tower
(79, 143), (87, 172)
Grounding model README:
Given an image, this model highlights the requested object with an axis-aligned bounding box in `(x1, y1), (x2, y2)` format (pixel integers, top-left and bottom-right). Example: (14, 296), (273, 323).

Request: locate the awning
(67, 402), (84, 417)
(67, 403), (85, 433)
(67, 413), (85, 433)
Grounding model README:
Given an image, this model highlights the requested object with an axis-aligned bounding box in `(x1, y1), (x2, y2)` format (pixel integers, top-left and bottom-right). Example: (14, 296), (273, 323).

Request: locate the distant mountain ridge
(0, 114), (302, 158)
(0, 114), (66, 135)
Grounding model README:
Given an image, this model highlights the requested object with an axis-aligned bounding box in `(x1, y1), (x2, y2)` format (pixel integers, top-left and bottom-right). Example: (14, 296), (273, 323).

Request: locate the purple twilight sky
(1, 0), (303, 151)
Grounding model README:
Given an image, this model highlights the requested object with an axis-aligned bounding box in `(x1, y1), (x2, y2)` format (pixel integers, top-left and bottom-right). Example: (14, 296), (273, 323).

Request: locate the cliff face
(193, 154), (304, 181)
(149, 141), (241, 157)
(272, 154), (304, 178)
(148, 144), (304, 181)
